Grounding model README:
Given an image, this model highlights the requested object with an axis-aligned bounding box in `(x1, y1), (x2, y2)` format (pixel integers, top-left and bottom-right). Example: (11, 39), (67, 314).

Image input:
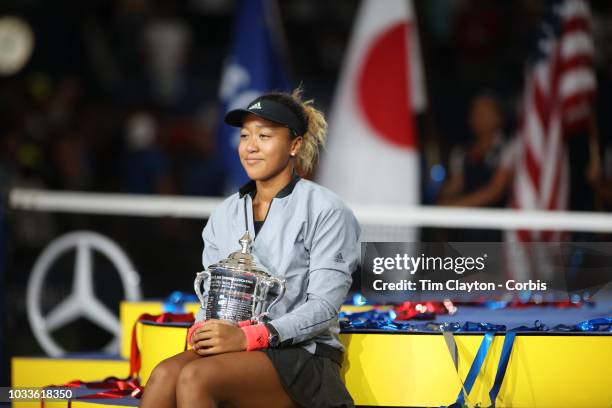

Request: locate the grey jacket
(195, 175), (360, 353)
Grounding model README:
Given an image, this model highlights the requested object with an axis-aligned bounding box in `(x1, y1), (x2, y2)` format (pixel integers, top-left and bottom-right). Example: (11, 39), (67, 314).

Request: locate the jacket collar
(239, 173), (301, 199)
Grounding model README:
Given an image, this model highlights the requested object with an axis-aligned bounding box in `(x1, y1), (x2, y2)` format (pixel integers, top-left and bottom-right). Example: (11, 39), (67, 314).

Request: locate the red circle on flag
(357, 22), (416, 148)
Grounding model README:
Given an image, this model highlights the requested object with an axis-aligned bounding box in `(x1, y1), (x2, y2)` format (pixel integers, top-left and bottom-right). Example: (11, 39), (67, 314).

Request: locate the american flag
(508, 0), (595, 280)
(512, 0), (596, 237)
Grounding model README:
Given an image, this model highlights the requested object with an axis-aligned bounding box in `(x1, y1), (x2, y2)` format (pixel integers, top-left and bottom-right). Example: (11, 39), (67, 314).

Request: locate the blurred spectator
(51, 128), (93, 191)
(47, 77), (82, 129)
(453, 0), (503, 64)
(437, 93), (515, 240)
(452, 0), (505, 92)
(141, 3), (193, 109)
(176, 108), (225, 197)
(114, 0), (152, 78)
(120, 110), (174, 194)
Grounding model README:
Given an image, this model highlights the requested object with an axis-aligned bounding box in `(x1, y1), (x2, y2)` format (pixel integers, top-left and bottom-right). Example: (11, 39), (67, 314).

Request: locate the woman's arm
(438, 147), (465, 200)
(194, 212), (223, 323)
(440, 139), (516, 207)
(441, 166), (512, 207)
(267, 207), (360, 345)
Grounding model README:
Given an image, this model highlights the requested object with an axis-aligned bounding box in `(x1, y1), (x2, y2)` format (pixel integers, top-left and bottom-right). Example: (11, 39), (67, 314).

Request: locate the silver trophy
(194, 232), (285, 323)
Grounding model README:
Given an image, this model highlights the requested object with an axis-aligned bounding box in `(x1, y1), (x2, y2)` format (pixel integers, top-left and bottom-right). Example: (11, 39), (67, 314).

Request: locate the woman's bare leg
(176, 351), (297, 408)
(139, 349), (200, 408)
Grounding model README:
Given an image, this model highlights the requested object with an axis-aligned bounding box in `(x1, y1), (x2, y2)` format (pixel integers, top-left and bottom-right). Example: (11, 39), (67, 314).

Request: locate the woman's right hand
(192, 319), (248, 356)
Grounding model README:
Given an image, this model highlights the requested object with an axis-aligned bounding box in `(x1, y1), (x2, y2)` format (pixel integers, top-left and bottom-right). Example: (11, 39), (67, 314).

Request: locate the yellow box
(340, 333), (612, 407)
(139, 322), (191, 385)
(29, 402), (133, 408)
(11, 356), (129, 388)
(137, 322), (612, 407)
(119, 300), (200, 359)
(62, 403), (128, 408)
(12, 401), (70, 408)
(11, 356), (130, 408)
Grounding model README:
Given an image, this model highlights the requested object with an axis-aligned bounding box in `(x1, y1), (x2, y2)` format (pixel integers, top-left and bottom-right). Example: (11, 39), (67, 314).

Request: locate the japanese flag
(318, 0), (426, 209)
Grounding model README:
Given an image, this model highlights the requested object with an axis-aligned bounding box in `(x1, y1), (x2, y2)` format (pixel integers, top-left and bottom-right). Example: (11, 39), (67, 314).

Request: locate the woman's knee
(148, 356), (184, 387)
(177, 358), (222, 395)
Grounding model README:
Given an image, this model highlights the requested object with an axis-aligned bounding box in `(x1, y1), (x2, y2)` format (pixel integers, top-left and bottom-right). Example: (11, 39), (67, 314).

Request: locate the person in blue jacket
(140, 88), (360, 408)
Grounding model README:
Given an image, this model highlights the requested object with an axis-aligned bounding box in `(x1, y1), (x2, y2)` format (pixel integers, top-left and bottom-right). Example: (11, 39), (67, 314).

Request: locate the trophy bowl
(194, 232), (285, 323)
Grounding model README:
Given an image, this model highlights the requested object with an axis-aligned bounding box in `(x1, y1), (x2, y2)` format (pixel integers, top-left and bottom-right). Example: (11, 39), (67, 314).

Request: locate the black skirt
(260, 343), (355, 408)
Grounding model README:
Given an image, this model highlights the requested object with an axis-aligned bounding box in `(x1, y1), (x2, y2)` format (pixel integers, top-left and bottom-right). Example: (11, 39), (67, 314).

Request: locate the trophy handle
(194, 270), (211, 308)
(265, 277), (286, 315)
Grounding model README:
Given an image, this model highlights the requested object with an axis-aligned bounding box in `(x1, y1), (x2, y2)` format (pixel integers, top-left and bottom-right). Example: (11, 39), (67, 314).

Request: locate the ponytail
(291, 88), (327, 176)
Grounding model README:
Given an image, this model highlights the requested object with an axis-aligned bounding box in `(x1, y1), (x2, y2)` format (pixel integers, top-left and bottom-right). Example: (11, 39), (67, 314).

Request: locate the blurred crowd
(0, 1), (229, 199)
(0, 78), (225, 195)
(1, 0), (611, 228)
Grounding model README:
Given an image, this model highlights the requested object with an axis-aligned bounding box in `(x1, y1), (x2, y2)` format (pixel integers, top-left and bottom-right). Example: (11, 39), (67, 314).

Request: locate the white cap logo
(249, 101), (262, 110)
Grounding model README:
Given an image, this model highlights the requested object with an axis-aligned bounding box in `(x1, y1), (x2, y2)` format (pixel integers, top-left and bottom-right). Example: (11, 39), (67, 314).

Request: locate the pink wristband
(238, 319), (253, 328)
(187, 320), (206, 346)
(241, 323), (269, 351)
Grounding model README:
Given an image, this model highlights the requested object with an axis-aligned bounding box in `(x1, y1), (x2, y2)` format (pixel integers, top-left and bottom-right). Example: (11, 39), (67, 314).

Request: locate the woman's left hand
(191, 319), (247, 356)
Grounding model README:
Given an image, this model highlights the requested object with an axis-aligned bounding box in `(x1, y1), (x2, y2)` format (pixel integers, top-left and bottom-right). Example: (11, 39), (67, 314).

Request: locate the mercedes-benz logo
(27, 231), (142, 356)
